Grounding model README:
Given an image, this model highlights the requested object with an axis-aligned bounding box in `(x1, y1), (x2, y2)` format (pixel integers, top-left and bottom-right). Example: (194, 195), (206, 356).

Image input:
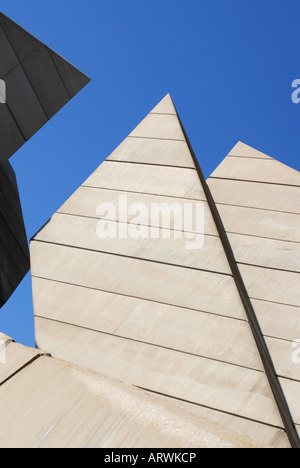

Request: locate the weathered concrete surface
(239, 264), (300, 307)
(31, 238), (245, 320)
(216, 204), (300, 243)
(107, 137), (195, 167)
(251, 299), (300, 342)
(34, 317), (282, 427)
(58, 188), (218, 234)
(150, 93), (177, 114)
(228, 233), (300, 272)
(208, 178), (300, 214)
(227, 141), (274, 160)
(130, 113), (185, 140)
(33, 213), (231, 274)
(32, 277), (263, 371)
(0, 349), (288, 448)
(83, 161), (204, 200)
(211, 154), (300, 186)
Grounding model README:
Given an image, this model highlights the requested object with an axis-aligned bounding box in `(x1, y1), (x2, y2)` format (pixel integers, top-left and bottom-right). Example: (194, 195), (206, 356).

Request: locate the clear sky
(1, 0), (300, 347)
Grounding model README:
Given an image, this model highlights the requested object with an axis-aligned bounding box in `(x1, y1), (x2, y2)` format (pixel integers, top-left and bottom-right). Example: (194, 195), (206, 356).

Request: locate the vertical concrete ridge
(175, 115), (300, 448)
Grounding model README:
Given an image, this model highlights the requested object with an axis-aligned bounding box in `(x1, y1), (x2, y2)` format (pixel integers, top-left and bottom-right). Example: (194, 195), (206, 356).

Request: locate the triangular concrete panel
(228, 141), (274, 160)
(150, 93), (177, 114)
(30, 96), (288, 445)
(208, 142), (300, 446)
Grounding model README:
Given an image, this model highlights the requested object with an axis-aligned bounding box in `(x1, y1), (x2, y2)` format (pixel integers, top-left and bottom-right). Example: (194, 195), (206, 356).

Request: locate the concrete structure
(28, 94), (300, 448)
(0, 13), (90, 307)
(0, 17), (297, 443)
(208, 141), (300, 443)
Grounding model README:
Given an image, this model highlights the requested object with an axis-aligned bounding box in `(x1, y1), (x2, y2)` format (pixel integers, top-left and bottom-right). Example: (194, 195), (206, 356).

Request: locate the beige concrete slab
(0, 341), (43, 384)
(171, 398), (289, 448)
(265, 336), (300, 381)
(210, 156), (300, 187)
(0, 333), (12, 344)
(208, 178), (300, 214)
(34, 213), (231, 274)
(32, 278), (263, 371)
(34, 318), (282, 428)
(228, 142), (273, 160)
(107, 137), (195, 167)
(252, 299), (300, 342)
(129, 113), (185, 141)
(150, 94), (177, 115)
(30, 241), (245, 320)
(228, 233), (300, 273)
(279, 378), (300, 426)
(216, 204), (300, 243)
(83, 161), (204, 200)
(239, 264), (300, 307)
(58, 188), (217, 235)
(0, 355), (287, 448)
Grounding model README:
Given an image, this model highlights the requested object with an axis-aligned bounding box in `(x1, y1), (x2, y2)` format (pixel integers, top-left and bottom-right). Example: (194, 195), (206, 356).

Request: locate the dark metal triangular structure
(0, 12), (90, 164)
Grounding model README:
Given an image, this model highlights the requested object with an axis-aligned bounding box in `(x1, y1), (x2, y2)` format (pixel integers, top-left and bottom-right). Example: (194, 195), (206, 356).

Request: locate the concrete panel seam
(30, 238), (233, 278)
(35, 314), (264, 374)
(32, 274), (248, 323)
(210, 176), (300, 189)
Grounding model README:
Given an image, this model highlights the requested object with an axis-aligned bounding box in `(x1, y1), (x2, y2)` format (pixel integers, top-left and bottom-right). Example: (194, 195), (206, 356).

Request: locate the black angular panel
(0, 161), (30, 306)
(0, 25), (18, 78)
(0, 105), (24, 165)
(0, 13), (39, 62)
(47, 49), (91, 98)
(22, 44), (70, 119)
(0, 12), (91, 164)
(4, 64), (48, 140)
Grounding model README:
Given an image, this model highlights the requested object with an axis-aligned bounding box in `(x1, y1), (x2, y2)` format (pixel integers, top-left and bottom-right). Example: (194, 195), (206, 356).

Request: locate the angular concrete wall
(0, 161), (30, 306)
(208, 141), (300, 441)
(30, 95), (289, 446)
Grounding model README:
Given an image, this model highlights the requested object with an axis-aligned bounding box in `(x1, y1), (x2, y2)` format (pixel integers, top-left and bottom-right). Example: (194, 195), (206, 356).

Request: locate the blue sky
(1, 0), (300, 347)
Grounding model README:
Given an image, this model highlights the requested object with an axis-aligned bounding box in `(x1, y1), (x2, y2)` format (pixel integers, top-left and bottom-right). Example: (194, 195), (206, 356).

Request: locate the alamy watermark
(291, 79), (300, 104)
(292, 339), (300, 364)
(96, 195), (205, 250)
(0, 79), (6, 104)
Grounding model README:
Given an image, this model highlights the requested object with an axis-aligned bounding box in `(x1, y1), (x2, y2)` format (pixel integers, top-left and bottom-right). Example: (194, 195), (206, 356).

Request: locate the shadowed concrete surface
(30, 94), (298, 447)
(0, 161), (29, 306)
(0, 12), (90, 165)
